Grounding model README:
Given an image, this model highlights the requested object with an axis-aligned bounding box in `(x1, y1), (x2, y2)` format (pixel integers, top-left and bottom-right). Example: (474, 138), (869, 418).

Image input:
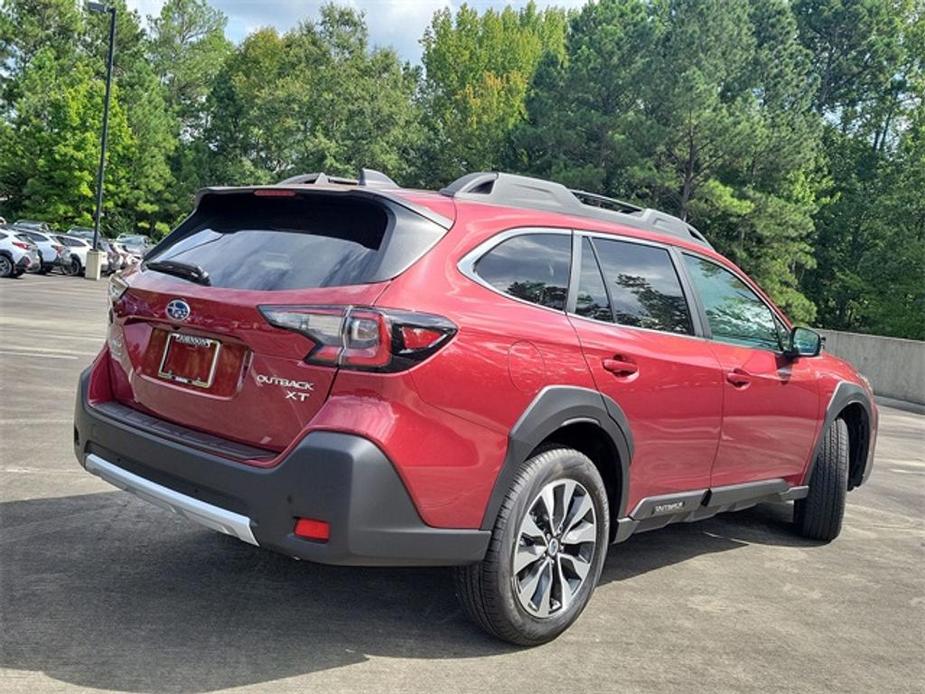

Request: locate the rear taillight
(53, 244), (64, 253)
(259, 305), (457, 372)
(12, 241), (30, 250)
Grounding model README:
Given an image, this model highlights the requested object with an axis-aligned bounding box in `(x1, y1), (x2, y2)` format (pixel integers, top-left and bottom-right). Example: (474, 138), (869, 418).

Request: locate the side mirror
(784, 327), (822, 359)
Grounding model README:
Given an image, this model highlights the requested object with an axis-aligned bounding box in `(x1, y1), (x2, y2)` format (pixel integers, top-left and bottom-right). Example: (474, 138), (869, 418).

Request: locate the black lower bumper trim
(74, 368), (490, 566)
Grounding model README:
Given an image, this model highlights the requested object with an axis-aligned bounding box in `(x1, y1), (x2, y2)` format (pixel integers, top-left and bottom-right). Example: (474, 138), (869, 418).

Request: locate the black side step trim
(614, 478), (805, 543)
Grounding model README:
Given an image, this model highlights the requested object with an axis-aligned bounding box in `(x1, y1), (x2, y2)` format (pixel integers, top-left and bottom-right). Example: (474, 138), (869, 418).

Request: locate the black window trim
(458, 226), (574, 316)
(566, 230), (706, 339)
(568, 233), (615, 323)
(677, 249), (792, 354)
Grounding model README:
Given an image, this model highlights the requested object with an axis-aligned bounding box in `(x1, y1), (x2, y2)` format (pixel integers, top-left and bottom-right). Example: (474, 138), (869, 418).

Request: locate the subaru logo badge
(166, 299), (191, 322)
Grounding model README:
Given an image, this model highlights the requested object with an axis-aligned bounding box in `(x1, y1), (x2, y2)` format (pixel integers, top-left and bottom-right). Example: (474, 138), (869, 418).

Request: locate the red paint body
(92, 187), (874, 530)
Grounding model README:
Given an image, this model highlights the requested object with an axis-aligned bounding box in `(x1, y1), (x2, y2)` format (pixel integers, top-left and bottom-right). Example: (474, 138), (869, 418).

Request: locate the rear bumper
(16, 254), (38, 272)
(74, 368), (489, 566)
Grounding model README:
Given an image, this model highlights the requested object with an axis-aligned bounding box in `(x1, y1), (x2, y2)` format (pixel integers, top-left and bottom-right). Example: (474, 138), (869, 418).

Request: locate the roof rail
(440, 172), (712, 248)
(278, 168), (398, 189)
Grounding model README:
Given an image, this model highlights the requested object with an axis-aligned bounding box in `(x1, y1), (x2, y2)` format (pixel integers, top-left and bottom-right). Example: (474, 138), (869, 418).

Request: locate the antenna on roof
(358, 168), (398, 189)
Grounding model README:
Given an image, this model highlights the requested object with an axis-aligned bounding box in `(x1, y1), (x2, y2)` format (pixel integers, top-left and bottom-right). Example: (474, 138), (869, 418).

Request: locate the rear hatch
(108, 187), (451, 452)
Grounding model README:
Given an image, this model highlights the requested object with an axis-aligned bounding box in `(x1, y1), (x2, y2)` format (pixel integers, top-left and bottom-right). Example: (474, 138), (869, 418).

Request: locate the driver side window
(683, 254), (782, 351)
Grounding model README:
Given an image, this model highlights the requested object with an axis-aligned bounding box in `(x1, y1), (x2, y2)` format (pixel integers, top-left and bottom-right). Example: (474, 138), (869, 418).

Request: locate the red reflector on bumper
(294, 517), (330, 542)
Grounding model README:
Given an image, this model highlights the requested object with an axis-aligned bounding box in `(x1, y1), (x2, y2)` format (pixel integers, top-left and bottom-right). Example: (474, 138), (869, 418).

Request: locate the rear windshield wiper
(144, 259), (212, 286)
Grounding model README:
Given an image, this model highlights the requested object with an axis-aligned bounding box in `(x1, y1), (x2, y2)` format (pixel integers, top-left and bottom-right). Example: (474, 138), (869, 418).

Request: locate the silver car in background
(12, 227), (64, 273)
(0, 227), (41, 277)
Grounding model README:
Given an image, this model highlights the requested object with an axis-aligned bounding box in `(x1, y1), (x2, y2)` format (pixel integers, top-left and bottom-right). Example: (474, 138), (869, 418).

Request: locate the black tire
(0, 254), (13, 278)
(63, 256), (82, 277)
(454, 447), (609, 646)
(794, 418), (849, 541)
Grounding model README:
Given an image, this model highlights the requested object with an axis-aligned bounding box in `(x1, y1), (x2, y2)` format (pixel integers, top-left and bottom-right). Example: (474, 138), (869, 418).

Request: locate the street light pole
(87, 2), (116, 280)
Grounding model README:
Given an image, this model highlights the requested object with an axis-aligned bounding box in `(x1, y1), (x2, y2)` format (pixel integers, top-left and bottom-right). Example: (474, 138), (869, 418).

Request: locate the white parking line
(0, 350), (79, 360)
(0, 345), (99, 356)
(0, 418), (72, 425)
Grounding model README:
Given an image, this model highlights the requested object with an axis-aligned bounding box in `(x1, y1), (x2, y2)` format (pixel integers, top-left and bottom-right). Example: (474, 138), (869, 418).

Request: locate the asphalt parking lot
(1, 275), (923, 693)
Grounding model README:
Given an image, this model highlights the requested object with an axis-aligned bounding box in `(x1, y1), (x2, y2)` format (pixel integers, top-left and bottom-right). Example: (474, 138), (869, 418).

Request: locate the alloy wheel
(0, 255), (11, 277)
(512, 478), (597, 618)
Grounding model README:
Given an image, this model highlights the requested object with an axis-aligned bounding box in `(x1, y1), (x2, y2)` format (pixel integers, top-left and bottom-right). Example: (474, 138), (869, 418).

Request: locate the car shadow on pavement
(598, 501), (824, 585)
(0, 491), (821, 692)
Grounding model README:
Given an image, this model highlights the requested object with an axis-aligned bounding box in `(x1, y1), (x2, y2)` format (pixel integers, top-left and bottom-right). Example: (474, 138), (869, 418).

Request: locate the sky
(125, 0), (588, 63)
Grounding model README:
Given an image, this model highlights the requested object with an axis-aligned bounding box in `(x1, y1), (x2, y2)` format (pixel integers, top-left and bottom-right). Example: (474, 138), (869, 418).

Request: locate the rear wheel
(454, 447), (609, 646)
(63, 256), (82, 276)
(794, 418), (849, 541)
(0, 255), (12, 278)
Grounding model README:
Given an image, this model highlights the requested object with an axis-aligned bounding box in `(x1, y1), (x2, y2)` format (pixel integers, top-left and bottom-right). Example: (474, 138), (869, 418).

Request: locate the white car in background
(54, 234), (109, 276)
(0, 227), (41, 277)
(12, 227), (64, 273)
(112, 241), (141, 268)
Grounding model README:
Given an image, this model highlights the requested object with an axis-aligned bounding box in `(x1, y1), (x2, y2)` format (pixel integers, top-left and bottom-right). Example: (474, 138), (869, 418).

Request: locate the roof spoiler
(277, 168), (399, 189)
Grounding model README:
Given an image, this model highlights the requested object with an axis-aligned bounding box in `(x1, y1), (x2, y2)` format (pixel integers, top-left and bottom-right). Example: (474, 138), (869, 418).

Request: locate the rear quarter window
(473, 233), (571, 310)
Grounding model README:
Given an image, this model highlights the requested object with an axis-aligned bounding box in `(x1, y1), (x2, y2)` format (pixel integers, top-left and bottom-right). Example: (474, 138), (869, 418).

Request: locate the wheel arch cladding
(479, 386), (633, 531)
(811, 382), (873, 490)
(840, 401), (871, 490)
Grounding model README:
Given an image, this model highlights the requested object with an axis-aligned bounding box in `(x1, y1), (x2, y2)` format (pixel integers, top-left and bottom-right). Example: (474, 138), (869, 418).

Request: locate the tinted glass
(683, 254), (782, 350)
(575, 237), (612, 321)
(58, 236), (85, 247)
(592, 238), (692, 334)
(475, 233), (571, 310)
(148, 195), (392, 290)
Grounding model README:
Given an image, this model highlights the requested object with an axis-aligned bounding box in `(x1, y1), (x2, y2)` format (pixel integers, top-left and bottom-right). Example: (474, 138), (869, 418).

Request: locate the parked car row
(0, 220), (153, 279)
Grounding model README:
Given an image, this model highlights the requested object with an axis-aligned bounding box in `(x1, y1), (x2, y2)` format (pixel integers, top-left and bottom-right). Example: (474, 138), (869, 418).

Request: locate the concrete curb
(875, 395), (925, 415)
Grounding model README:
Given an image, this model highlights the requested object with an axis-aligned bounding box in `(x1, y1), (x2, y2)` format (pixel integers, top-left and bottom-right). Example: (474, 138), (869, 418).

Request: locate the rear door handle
(726, 368), (752, 388)
(602, 357), (638, 377)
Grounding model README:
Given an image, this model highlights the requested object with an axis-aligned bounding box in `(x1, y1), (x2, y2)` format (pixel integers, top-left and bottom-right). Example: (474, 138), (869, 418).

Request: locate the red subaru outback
(74, 170), (877, 645)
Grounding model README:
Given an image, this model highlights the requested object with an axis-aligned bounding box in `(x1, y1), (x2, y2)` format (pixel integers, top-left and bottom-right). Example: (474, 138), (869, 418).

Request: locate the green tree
(0, 48), (134, 227)
(83, 0), (177, 236)
(148, 0), (232, 136)
(0, 0), (176, 236)
(419, 1), (567, 184)
(0, 0), (82, 111)
(204, 5), (422, 185)
(513, 0), (821, 320)
(797, 0), (924, 336)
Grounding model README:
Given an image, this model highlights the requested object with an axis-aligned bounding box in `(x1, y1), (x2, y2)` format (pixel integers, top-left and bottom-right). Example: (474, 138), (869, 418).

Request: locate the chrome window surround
(456, 225), (793, 353)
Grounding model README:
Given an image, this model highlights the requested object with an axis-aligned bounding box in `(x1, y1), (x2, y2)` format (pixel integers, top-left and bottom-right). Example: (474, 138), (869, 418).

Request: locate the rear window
(146, 192), (444, 291)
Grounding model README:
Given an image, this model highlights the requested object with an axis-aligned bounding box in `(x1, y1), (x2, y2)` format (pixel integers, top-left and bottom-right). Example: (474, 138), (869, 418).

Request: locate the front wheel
(454, 447), (609, 646)
(794, 418), (849, 541)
